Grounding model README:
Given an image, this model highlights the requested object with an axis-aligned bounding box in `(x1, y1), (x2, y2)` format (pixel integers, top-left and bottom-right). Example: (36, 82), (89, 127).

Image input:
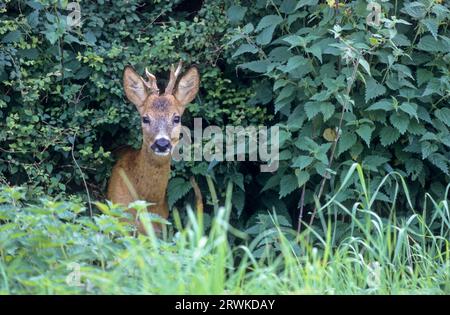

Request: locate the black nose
(152, 138), (171, 152)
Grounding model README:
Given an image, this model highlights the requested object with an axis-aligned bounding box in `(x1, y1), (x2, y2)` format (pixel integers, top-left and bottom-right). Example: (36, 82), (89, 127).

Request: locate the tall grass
(0, 163), (448, 294)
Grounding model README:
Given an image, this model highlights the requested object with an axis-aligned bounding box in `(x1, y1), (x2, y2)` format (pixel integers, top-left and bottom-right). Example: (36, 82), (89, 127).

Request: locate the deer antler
(164, 60), (183, 95)
(141, 68), (159, 95)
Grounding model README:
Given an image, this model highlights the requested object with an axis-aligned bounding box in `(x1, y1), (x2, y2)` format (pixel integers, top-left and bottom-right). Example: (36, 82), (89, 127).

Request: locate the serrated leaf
(256, 15), (283, 32)
(427, 153), (449, 175)
(390, 113), (410, 134)
(359, 57), (371, 76)
(379, 126), (400, 146)
(167, 178), (192, 209)
(365, 78), (386, 103)
(356, 125), (374, 147)
(2, 30), (22, 43)
(292, 155), (315, 170)
(363, 155), (389, 171)
(239, 60), (271, 73)
(405, 159), (423, 179)
(282, 56), (308, 72)
(421, 18), (439, 40)
(421, 141), (438, 159)
(366, 99), (393, 111)
(261, 175), (281, 192)
(338, 131), (357, 155)
(417, 35), (444, 52)
(399, 102), (418, 118)
(434, 108), (450, 127)
(279, 174), (298, 198)
(227, 5), (247, 23)
(295, 170), (310, 187)
(232, 44), (258, 58)
(256, 25), (277, 45)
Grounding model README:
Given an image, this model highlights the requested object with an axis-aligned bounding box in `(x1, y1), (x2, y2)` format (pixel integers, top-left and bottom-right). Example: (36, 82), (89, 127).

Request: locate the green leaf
(421, 141), (438, 159)
(399, 102), (418, 118)
(402, 1), (426, 19)
(416, 69), (433, 87)
(421, 18), (439, 40)
(167, 178), (192, 209)
(359, 57), (371, 76)
(239, 60), (271, 73)
(261, 175), (281, 192)
(363, 155), (389, 171)
(390, 113), (410, 134)
(232, 44), (258, 58)
(292, 155), (315, 170)
(365, 78), (386, 103)
(256, 25), (277, 45)
(379, 126), (400, 146)
(338, 131), (357, 155)
(434, 108), (450, 127)
(282, 56), (308, 72)
(279, 174), (298, 198)
(227, 5), (247, 24)
(417, 35), (444, 52)
(427, 153), (449, 175)
(295, 170), (310, 187)
(255, 15), (283, 32)
(405, 159), (423, 179)
(356, 125), (374, 147)
(366, 99), (393, 111)
(2, 30), (22, 43)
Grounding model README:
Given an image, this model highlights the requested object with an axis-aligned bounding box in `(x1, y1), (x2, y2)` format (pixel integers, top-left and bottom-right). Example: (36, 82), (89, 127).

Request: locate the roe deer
(107, 61), (200, 233)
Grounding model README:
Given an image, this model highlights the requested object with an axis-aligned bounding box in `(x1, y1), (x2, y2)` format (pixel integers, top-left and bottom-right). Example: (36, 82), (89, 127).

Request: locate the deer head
(123, 61), (200, 158)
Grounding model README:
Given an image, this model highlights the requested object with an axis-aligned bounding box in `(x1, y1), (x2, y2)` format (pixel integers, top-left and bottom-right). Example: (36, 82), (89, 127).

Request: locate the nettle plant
(228, 0), (450, 226)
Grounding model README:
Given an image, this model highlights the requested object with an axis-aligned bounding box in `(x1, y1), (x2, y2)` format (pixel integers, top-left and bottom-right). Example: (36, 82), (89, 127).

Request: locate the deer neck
(132, 146), (171, 202)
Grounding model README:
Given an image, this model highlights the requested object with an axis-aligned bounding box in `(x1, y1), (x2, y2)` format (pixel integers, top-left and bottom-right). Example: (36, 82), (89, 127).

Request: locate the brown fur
(107, 64), (199, 234)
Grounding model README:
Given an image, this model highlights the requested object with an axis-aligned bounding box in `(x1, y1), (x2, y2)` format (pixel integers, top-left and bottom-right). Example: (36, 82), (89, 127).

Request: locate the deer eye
(173, 115), (181, 124)
(142, 116), (150, 124)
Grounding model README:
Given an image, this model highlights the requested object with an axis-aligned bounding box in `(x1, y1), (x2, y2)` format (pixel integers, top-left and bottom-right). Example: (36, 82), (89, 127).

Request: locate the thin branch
(71, 133), (93, 217)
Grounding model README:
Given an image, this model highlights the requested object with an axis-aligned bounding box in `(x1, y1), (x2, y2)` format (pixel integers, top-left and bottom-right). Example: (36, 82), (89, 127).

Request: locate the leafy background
(1, 0), (449, 243)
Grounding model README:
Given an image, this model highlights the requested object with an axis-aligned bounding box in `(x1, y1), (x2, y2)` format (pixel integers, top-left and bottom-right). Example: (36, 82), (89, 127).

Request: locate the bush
(0, 165), (449, 294)
(228, 0), (450, 230)
(1, 0), (449, 245)
(0, 0), (266, 201)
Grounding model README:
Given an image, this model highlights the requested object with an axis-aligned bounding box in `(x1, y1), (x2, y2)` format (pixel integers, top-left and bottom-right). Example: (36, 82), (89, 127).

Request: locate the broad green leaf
(390, 113), (410, 134)
(255, 15), (283, 32)
(338, 131), (357, 155)
(434, 108), (450, 127)
(227, 5), (247, 23)
(366, 99), (393, 111)
(292, 155), (315, 170)
(421, 141), (438, 159)
(356, 125), (374, 147)
(167, 178), (192, 209)
(279, 174), (298, 198)
(427, 153), (449, 175)
(232, 44), (258, 58)
(379, 126), (400, 146)
(399, 102), (418, 118)
(239, 60), (271, 73)
(365, 78), (386, 103)
(421, 18), (439, 40)
(295, 170), (310, 187)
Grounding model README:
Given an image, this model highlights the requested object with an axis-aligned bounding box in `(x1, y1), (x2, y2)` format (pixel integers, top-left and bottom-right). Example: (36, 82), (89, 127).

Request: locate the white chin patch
(154, 150), (170, 156)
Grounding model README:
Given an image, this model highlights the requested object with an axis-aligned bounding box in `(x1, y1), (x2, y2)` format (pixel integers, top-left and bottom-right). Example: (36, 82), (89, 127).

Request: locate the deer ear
(123, 66), (148, 113)
(174, 67), (200, 108)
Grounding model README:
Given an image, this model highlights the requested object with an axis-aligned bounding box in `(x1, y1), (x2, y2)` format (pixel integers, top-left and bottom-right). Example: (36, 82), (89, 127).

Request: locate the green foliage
(0, 166), (449, 294)
(0, 0), (266, 203)
(229, 0), (450, 227)
(1, 0), (450, 250)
